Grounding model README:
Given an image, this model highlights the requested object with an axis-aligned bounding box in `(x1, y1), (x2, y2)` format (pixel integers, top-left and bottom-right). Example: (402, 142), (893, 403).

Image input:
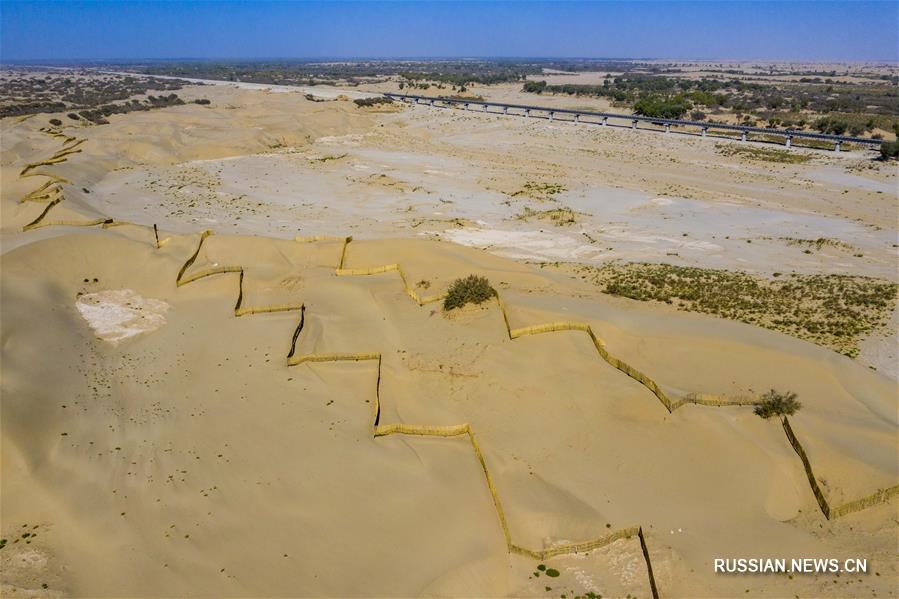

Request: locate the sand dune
(1, 82), (896, 598)
(2, 227), (896, 597)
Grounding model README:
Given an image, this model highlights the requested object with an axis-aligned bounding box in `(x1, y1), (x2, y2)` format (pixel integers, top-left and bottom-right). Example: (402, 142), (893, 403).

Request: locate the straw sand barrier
(334, 237), (446, 305)
(336, 238), (757, 413)
(20, 180), (63, 203)
(17, 132), (109, 231)
(782, 416), (899, 520)
(328, 237), (898, 523)
(9, 119), (893, 583)
(286, 344), (659, 595)
(176, 229), (305, 317)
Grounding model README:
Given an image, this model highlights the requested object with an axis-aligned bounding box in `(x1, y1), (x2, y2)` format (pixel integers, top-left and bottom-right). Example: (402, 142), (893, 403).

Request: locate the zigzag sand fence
(4, 131), (897, 596)
(11, 128), (116, 232)
(3, 224), (898, 596)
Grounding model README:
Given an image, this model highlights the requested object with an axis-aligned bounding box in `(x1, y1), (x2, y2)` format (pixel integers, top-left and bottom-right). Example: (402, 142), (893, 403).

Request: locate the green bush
(754, 389), (802, 419)
(49, 118), (62, 126)
(633, 94), (691, 119)
(522, 80), (547, 94)
(880, 141), (899, 160)
(443, 275), (495, 311)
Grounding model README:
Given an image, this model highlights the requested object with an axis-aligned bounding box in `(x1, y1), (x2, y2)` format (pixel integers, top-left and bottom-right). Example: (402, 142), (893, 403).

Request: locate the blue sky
(1, 1), (897, 62)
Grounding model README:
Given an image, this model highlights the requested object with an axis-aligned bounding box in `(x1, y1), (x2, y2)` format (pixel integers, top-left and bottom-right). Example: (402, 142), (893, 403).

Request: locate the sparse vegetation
(0, 69), (193, 118)
(754, 389), (802, 419)
(780, 237), (853, 252)
(312, 153), (347, 162)
(516, 206), (579, 226)
(443, 275), (496, 311)
(573, 262), (897, 357)
(716, 143), (813, 163)
(510, 181), (566, 200)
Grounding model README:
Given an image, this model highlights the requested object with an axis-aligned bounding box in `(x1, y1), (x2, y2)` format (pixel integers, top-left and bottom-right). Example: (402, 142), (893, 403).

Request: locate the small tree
(49, 118), (62, 126)
(754, 389), (802, 419)
(443, 275), (495, 311)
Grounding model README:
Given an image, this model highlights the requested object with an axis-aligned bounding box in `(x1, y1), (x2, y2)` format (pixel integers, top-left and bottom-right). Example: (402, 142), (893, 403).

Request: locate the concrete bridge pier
(502, 106), (508, 115)
(549, 111), (554, 121)
(631, 119), (638, 130)
(464, 103), (469, 111)
(785, 135), (792, 148)
(665, 124), (671, 133)
(602, 117), (608, 126)
(574, 114), (580, 123)
(701, 127), (708, 137)
(429, 99), (435, 106)
(483, 104), (488, 112)
(741, 131), (748, 142)
(524, 109), (530, 118)
(834, 141), (841, 152)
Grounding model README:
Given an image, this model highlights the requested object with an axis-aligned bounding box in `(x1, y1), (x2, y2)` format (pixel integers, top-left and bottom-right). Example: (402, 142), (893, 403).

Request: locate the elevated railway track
(385, 93), (882, 151)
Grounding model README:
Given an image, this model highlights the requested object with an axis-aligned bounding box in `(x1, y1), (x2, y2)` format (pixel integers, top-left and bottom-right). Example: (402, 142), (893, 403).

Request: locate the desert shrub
(880, 141), (899, 160)
(754, 389), (802, 419)
(48, 118), (62, 126)
(193, 98), (211, 105)
(443, 275), (495, 311)
(353, 96), (394, 107)
(66, 112), (79, 120)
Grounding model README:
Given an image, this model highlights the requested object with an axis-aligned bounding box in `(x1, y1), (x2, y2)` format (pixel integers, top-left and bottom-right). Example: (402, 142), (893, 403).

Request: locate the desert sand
(1, 77), (897, 598)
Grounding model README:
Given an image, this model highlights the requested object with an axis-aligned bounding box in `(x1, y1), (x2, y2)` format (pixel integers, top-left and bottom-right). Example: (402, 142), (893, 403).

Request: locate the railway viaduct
(385, 92), (882, 152)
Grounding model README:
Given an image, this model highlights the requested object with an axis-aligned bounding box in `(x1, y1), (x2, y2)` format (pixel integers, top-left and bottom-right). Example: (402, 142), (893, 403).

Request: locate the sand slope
(2, 229), (896, 597)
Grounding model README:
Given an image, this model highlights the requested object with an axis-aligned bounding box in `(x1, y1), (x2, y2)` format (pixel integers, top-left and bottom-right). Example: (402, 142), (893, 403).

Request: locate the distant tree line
(521, 74), (899, 135)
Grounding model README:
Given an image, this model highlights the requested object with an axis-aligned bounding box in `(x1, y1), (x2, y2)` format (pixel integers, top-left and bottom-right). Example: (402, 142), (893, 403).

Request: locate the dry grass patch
(515, 206), (580, 226)
(779, 237), (855, 252)
(571, 262), (897, 357)
(716, 143), (814, 164)
(509, 180), (567, 201)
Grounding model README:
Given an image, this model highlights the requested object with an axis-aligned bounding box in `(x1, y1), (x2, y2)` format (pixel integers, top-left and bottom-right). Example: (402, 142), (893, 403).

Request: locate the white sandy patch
(76, 289), (169, 345)
(315, 133), (365, 145)
(600, 227), (723, 251)
(441, 227), (602, 261)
